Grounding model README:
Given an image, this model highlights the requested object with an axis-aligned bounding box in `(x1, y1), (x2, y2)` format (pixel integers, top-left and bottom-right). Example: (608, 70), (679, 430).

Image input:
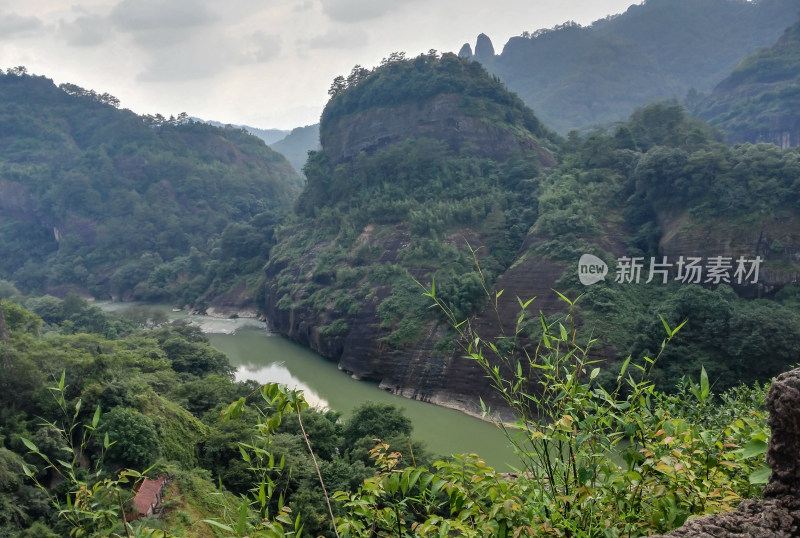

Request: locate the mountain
(264, 51), (800, 415)
(464, 0), (800, 133)
(264, 52), (559, 414)
(0, 71), (303, 307)
(269, 124), (321, 175)
(695, 18), (800, 146)
(193, 118), (290, 145)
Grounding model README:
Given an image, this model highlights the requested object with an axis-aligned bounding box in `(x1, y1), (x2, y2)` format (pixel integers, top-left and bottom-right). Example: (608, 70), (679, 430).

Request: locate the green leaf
(660, 315), (671, 335)
(201, 519), (235, 532)
(20, 437), (38, 453)
(552, 289), (573, 306)
(700, 365), (710, 401)
(749, 465), (771, 485)
(236, 501), (248, 535)
(20, 463), (34, 478)
(740, 439), (768, 459)
(92, 405), (101, 428)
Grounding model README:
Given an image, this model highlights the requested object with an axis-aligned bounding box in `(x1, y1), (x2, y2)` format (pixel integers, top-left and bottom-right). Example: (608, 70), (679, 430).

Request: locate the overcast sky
(1, 0), (634, 130)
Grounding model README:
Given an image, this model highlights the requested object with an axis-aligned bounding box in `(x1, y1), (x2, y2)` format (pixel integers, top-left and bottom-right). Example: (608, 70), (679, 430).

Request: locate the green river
(192, 316), (518, 470)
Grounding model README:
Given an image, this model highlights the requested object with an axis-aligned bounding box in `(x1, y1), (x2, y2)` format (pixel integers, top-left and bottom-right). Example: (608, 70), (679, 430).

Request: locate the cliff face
(320, 93), (553, 167)
(264, 224), (509, 417)
(657, 212), (800, 296)
(264, 53), (560, 416)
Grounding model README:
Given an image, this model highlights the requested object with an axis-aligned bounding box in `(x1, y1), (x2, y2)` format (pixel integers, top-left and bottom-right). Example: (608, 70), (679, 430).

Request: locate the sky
(0, 0), (635, 130)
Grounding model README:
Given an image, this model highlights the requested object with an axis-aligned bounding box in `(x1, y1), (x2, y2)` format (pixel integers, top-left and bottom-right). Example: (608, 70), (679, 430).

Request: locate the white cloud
(237, 32), (282, 64)
(109, 0), (217, 32)
(299, 27), (368, 50)
(321, 0), (408, 23)
(0, 12), (45, 39)
(59, 14), (111, 46)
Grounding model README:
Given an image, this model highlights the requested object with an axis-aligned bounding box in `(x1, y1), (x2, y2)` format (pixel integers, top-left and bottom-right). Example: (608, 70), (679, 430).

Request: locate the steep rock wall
(321, 93), (554, 166)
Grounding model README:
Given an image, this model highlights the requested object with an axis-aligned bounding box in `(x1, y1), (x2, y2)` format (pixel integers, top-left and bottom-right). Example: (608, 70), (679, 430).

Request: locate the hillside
(264, 52), (559, 413)
(266, 48), (800, 415)
(0, 70), (303, 307)
(695, 18), (800, 146)
(465, 0), (800, 133)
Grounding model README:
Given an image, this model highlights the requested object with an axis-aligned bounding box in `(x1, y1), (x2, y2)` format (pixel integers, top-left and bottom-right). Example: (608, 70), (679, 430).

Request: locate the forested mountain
(265, 52), (560, 413)
(464, 0), (800, 133)
(0, 71), (303, 308)
(265, 52), (800, 416)
(268, 124), (320, 175)
(696, 18), (800, 146)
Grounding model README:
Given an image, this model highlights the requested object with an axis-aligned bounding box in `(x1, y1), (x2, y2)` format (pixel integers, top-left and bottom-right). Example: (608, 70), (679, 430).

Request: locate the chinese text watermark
(578, 255), (762, 286)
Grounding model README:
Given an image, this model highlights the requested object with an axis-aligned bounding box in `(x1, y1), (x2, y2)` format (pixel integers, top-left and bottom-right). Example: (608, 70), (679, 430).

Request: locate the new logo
(578, 254), (608, 286)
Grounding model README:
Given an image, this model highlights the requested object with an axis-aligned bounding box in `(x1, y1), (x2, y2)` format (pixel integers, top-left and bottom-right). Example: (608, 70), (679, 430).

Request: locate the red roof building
(131, 476), (168, 519)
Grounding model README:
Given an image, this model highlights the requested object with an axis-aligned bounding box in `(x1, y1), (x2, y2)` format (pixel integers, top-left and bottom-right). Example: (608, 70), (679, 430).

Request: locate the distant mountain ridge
(695, 17), (800, 146)
(192, 118), (290, 145)
(269, 124), (320, 175)
(461, 0), (800, 133)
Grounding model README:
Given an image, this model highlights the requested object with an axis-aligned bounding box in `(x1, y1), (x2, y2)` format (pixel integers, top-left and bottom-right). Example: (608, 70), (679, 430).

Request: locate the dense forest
(0, 70), (303, 308)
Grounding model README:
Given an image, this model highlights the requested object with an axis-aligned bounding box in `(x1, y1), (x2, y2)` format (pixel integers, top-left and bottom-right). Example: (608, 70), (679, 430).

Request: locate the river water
(203, 319), (519, 470)
(99, 305), (520, 470)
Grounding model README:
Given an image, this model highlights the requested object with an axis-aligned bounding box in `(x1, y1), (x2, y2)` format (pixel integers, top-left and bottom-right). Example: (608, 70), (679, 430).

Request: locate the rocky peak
(320, 93), (553, 166)
(319, 52), (555, 168)
(474, 33), (495, 62)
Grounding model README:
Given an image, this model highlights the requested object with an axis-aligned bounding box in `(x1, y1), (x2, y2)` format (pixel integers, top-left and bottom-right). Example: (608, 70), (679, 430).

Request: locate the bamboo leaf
(20, 437), (38, 453)
(201, 520), (235, 532)
(92, 405), (101, 429)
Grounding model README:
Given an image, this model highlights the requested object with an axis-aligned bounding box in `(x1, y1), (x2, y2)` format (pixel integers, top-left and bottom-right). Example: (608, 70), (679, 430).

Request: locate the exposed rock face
(320, 93), (553, 167)
(657, 212), (800, 297)
(206, 279), (258, 318)
(654, 367), (800, 537)
(264, 226), (508, 417)
(474, 33), (495, 62)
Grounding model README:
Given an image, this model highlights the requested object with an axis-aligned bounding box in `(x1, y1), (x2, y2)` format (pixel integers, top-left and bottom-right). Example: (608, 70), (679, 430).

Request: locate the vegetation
(0, 294), (431, 537)
(523, 102), (800, 392)
(322, 51), (552, 142)
(0, 70), (302, 306)
(696, 17), (800, 144)
(7, 283), (768, 537)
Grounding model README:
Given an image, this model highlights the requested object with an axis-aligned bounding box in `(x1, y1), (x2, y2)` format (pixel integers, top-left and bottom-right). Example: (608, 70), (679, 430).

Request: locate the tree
(99, 407), (160, 467)
(342, 403), (412, 448)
